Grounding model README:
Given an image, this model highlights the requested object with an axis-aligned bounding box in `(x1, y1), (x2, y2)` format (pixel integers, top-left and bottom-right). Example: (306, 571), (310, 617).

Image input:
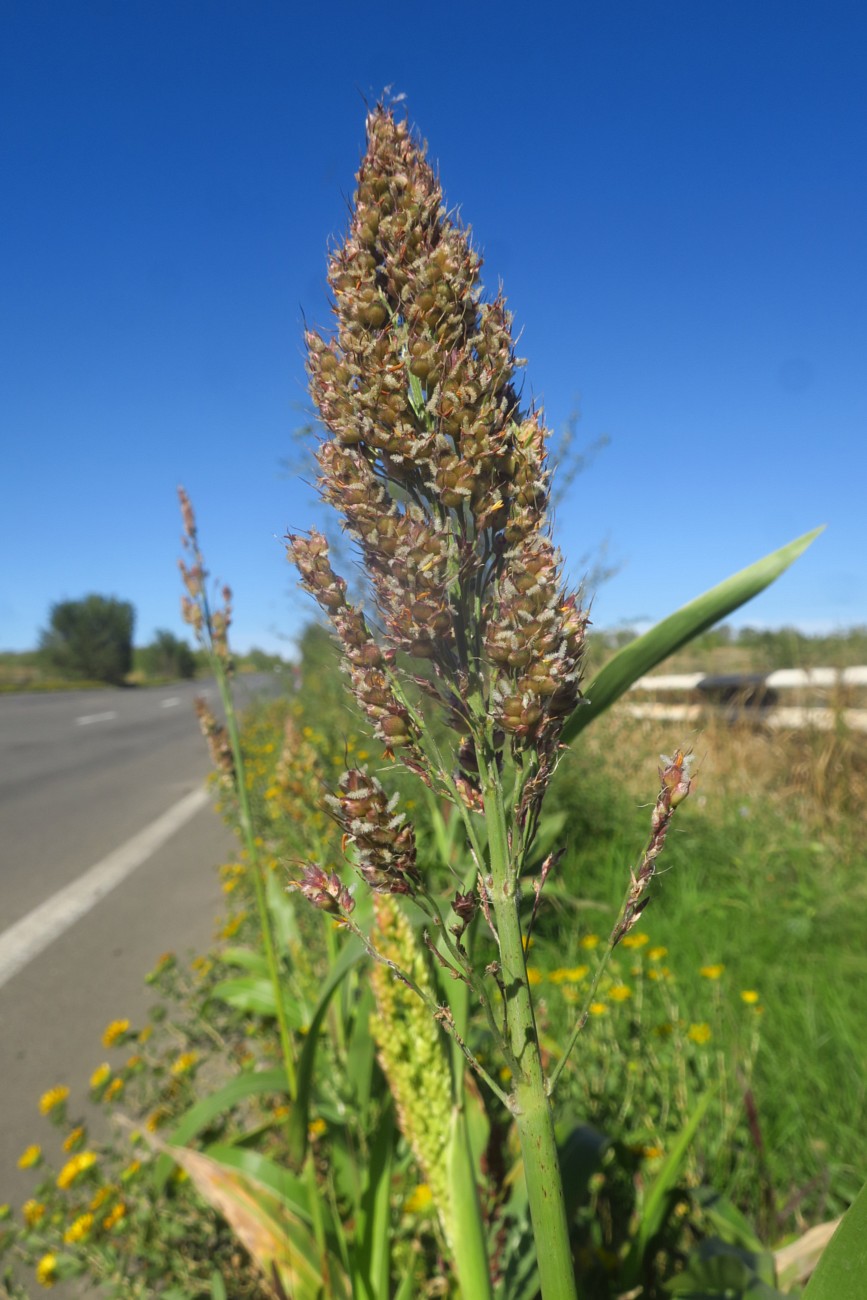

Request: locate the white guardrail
(624, 667), (867, 732)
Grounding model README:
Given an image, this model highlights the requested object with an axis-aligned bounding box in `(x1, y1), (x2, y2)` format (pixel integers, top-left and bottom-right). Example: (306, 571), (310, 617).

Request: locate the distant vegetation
(588, 623), (867, 675)
(0, 595), (288, 692)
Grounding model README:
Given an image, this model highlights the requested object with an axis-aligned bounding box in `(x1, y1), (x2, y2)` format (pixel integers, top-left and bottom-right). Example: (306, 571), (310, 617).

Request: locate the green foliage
(38, 594), (135, 685)
(136, 629), (197, 680)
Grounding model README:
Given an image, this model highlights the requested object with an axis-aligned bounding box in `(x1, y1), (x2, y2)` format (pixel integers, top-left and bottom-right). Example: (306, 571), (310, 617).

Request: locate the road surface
(0, 675), (283, 1223)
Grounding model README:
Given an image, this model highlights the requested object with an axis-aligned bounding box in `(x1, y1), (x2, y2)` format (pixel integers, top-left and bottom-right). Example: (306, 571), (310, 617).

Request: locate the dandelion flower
(688, 1022), (712, 1045)
(620, 933), (649, 950)
(89, 1186), (114, 1211)
(699, 963), (725, 980)
(17, 1144), (42, 1169)
(648, 946), (668, 961)
(38, 1085), (70, 1115)
(101, 1019), (130, 1048)
(609, 984), (632, 1002)
(90, 1063), (111, 1090)
(580, 934), (600, 950)
(102, 1202), (126, 1231)
(63, 1126), (86, 1152)
(589, 1002), (607, 1016)
(35, 1253), (57, 1288)
(23, 1199), (47, 1227)
(549, 965), (589, 984)
(526, 967), (543, 986)
(170, 1050), (198, 1076)
(56, 1151), (97, 1189)
(740, 990), (760, 1004)
(63, 1212), (94, 1244)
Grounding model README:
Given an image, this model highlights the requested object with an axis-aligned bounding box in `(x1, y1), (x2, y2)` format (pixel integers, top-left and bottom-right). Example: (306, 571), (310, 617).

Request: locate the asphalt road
(0, 674), (284, 1224)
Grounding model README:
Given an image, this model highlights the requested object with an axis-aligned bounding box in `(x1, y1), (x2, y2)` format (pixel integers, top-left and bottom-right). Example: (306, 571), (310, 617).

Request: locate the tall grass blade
(802, 1175), (867, 1300)
(562, 526), (824, 743)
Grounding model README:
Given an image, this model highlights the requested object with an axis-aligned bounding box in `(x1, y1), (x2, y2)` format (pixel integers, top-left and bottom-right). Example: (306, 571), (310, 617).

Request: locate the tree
(138, 629), (197, 680)
(39, 595), (135, 685)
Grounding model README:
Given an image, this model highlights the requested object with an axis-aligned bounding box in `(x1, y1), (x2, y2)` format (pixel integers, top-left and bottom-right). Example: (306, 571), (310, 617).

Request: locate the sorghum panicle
(288, 105), (587, 778)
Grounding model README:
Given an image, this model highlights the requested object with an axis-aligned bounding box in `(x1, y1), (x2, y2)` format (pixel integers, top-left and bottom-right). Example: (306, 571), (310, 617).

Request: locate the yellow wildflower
(589, 1002), (607, 1016)
(63, 1212), (94, 1244)
(137, 1025), (153, 1044)
(699, 964), (725, 980)
(308, 1118), (327, 1139)
(38, 1085), (70, 1115)
(526, 967), (543, 986)
(549, 965), (589, 984)
(146, 1107), (170, 1132)
(0, 1204), (8, 1221)
(101, 1019), (130, 1048)
(580, 934), (600, 950)
(89, 1186), (114, 1211)
(63, 1126), (86, 1152)
(170, 1050), (198, 1076)
(125, 1053), (142, 1070)
(23, 1199), (46, 1227)
(404, 1183), (434, 1214)
(649, 945), (668, 961)
(620, 932), (649, 949)
(36, 1253), (57, 1288)
(609, 984), (632, 1002)
(102, 1202), (126, 1230)
(18, 1144), (41, 1169)
(221, 877), (239, 893)
(90, 1063), (111, 1090)
(120, 1160), (141, 1183)
(688, 1022), (712, 1045)
(56, 1151), (97, 1189)
(104, 1077), (124, 1102)
(740, 990), (760, 1005)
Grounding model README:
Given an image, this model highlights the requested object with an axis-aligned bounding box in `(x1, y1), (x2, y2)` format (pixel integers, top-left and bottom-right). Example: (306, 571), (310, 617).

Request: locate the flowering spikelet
(326, 767), (419, 896)
(288, 105), (586, 769)
(194, 696), (235, 786)
(611, 749), (693, 946)
(369, 896), (453, 1225)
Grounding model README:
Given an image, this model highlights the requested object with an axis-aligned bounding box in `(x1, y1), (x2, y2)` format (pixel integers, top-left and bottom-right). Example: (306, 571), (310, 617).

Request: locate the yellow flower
(63, 1211), (94, 1243)
(549, 965), (589, 984)
(620, 932), (649, 949)
(102, 1202), (126, 1230)
(170, 1050), (198, 1076)
(18, 1144), (42, 1169)
(23, 1199), (46, 1227)
(104, 1077), (124, 1102)
(146, 1107), (170, 1132)
(125, 1054), (142, 1070)
(137, 1025), (153, 1044)
(740, 990), (760, 1005)
(589, 1002), (607, 1016)
(89, 1186), (114, 1211)
(648, 946), (668, 961)
(580, 934), (600, 950)
(0, 1203), (9, 1221)
(609, 984), (632, 1002)
(63, 1126), (86, 1152)
(688, 1022), (712, 1045)
(120, 1160), (141, 1183)
(699, 964), (725, 980)
(56, 1151), (97, 1189)
(36, 1253), (58, 1287)
(404, 1183), (433, 1214)
(526, 967), (543, 986)
(39, 1085), (70, 1115)
(308, 1118), (327, 1139)
(101, 1019), (130, 1048)
(221, 878), (239, 893)
(90, 1063), (111, 1090)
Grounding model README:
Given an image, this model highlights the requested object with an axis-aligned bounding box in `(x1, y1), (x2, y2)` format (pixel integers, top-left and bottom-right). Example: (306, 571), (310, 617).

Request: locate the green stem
(480, 752), (578, 1300)
(214, 666), (298, 1101)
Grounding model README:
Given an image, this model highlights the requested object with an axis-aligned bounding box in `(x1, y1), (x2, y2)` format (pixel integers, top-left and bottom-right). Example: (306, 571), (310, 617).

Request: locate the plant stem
(214, 666), (298, 1101)
(481, 753), (578, 1300)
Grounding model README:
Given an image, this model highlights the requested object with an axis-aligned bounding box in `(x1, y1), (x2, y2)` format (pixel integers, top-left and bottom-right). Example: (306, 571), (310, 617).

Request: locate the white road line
(160, 697), (181, 709)
(76, 711), (117, 726)
(0, 786), (210, 990)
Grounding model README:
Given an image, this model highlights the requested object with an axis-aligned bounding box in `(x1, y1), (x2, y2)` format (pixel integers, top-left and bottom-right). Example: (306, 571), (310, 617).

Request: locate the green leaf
(210, 1272), (228, 1300)
(562, 527), (824, 744)
(266, 865), (301, 954)
(287, 938), (365, 1169)
(219, 946), (270, 975)
(621, 1090), (714, 1288)
(154, 1067), (289, 1191)
(446, 1102), (494, 1300)
(353, 1101), (395, 1300)
(802, 1176), (867, 1300)
(208, 975), (304, 1029)
(203, 1145), (313, 1225)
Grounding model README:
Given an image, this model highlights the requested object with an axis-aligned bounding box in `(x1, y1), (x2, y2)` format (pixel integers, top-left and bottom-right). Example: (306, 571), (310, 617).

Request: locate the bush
(137, 630), (197, 680)
(39, 596), (135, 686)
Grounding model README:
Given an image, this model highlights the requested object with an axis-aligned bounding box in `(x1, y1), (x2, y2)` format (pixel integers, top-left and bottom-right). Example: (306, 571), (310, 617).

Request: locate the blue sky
(2, 1), (865, 654)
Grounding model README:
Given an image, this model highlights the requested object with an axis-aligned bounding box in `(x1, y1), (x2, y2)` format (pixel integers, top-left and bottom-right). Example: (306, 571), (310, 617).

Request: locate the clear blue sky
(2, 1), (865, 654)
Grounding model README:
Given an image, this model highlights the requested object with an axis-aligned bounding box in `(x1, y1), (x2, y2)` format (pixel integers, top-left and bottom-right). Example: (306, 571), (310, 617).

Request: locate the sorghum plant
(287, 105), (692, 1298)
